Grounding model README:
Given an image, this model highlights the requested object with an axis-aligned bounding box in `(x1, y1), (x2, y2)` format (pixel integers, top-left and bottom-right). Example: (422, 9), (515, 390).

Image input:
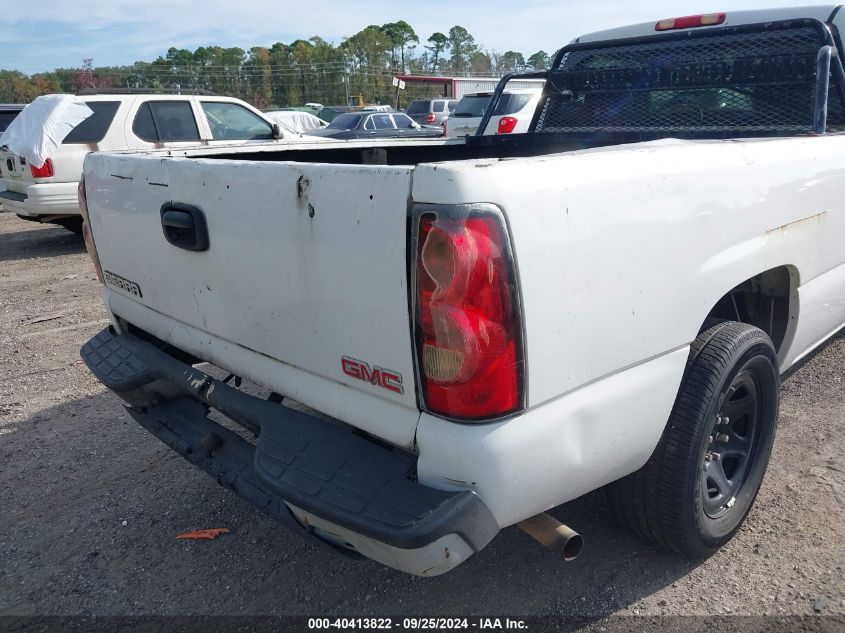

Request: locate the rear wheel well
(704, 266), (797, 354)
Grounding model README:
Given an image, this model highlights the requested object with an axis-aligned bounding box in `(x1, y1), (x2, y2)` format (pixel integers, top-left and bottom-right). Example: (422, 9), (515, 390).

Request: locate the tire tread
(606, 321), (777, 556)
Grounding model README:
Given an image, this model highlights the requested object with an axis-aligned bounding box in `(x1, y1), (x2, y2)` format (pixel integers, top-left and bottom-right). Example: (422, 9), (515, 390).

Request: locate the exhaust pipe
(517, 513), (583, 561)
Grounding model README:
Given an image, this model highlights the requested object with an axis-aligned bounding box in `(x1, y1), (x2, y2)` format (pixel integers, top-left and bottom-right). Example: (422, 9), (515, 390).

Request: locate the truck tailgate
(84, 152), (420, 447)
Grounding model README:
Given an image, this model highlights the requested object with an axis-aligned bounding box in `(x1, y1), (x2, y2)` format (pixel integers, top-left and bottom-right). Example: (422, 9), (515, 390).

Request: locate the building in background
(396, 75), (545, 100)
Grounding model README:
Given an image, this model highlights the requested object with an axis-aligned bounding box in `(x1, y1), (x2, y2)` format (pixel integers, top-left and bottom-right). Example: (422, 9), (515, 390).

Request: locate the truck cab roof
(577, 5), (842, 42)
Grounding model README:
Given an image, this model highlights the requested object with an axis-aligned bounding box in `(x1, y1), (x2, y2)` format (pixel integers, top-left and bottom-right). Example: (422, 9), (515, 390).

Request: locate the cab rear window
(62, 101), (120, 144)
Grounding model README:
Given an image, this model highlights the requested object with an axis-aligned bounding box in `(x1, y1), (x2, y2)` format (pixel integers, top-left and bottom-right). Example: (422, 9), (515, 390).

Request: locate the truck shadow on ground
(3, 390), (701, 618)
(0, 222), (83, 262)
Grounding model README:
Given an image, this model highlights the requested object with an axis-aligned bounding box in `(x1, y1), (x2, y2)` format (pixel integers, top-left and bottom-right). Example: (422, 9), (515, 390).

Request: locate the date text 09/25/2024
(307, 618), (528, 630)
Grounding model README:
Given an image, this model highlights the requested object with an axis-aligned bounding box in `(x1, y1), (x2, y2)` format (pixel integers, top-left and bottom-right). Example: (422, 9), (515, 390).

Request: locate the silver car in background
(405, 98), (458, 126)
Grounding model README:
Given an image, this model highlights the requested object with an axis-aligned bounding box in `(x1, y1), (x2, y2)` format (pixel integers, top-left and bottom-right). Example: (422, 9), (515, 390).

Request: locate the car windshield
(406, 100), (431, 115)
(327, 113), (363, 129)
(452, 95), (491, 118)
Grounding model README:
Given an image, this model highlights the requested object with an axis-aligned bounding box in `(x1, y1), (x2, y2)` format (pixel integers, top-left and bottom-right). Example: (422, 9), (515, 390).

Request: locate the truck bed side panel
(412, 136), (845, 407)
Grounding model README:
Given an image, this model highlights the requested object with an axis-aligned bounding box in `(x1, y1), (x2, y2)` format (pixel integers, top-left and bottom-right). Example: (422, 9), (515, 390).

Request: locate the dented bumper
(80, 327), (499, 576)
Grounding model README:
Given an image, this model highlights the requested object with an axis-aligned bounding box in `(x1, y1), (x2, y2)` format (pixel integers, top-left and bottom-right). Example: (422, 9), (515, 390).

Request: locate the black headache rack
(80, 327), (499, 560)
(472, 18), (845, 148)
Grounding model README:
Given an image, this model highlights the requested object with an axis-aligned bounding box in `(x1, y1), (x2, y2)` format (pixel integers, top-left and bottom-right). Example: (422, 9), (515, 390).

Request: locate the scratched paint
(765, 211), (826, 235)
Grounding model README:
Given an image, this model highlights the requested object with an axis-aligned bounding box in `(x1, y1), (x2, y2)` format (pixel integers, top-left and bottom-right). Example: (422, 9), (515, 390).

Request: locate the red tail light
(78, 176), (104, 284)
(655, 13), (725, 31)
(413, 205), (523, 420)
(497, 116), (518, 134)
(441, 122), (447, 137)
(30, 158), (54, 179)
(426, 113), (436, 123)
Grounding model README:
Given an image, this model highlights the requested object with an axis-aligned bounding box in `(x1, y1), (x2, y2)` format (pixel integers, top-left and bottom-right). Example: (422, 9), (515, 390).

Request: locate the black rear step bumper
(81, 327), (498, 575)
(0, 190), (27, 203)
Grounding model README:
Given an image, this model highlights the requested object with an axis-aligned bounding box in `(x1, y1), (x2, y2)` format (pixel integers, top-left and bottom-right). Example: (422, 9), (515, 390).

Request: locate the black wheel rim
(701, 370), (761, 519)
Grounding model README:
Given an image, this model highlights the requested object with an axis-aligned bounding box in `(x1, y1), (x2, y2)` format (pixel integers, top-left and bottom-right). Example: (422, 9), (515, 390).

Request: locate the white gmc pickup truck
(80, 7), (845, 576)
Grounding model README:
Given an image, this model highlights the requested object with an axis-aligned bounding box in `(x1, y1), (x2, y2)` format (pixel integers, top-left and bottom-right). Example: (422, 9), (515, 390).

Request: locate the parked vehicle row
(444, 88), (543, 137)
(397, 87), (544, 139)
(1, 86), (540, 230)
(0, 93), (292, 231)
(308, 111), (443, 140)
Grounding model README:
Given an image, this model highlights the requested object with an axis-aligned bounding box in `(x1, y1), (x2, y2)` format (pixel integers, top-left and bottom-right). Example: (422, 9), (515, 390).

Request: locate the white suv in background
(0, 92), (284, 232)
(445, 88), (543, 137)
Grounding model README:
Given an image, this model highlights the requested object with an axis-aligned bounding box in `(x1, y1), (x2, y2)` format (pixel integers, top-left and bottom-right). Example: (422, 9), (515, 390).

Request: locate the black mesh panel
(534, 24), (833, 136)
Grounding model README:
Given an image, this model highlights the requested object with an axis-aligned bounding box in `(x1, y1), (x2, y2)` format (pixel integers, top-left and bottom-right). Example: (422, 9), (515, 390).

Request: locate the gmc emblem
(341, 356), (404, 394)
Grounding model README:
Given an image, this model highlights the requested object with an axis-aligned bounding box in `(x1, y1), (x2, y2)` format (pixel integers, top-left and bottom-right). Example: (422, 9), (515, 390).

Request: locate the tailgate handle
(160, 204), (209, 252)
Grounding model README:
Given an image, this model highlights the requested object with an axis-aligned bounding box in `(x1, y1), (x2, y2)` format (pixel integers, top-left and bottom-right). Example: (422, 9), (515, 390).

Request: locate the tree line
(0, 22), (552, 108)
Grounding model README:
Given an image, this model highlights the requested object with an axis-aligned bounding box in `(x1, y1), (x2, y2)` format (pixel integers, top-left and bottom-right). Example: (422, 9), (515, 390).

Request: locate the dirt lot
(0, 213), (843, 626)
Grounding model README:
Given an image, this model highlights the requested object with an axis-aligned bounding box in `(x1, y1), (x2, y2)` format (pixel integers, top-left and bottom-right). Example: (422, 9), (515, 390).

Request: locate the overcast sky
(0, 0), (831, 74)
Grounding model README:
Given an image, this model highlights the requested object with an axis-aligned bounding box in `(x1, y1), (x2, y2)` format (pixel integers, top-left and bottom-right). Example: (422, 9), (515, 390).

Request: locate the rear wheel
(606, 321), (779, 556)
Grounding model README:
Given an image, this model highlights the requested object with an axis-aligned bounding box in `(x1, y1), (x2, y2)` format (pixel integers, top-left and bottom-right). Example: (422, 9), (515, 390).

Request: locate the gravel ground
(0, 213), (843, 627)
